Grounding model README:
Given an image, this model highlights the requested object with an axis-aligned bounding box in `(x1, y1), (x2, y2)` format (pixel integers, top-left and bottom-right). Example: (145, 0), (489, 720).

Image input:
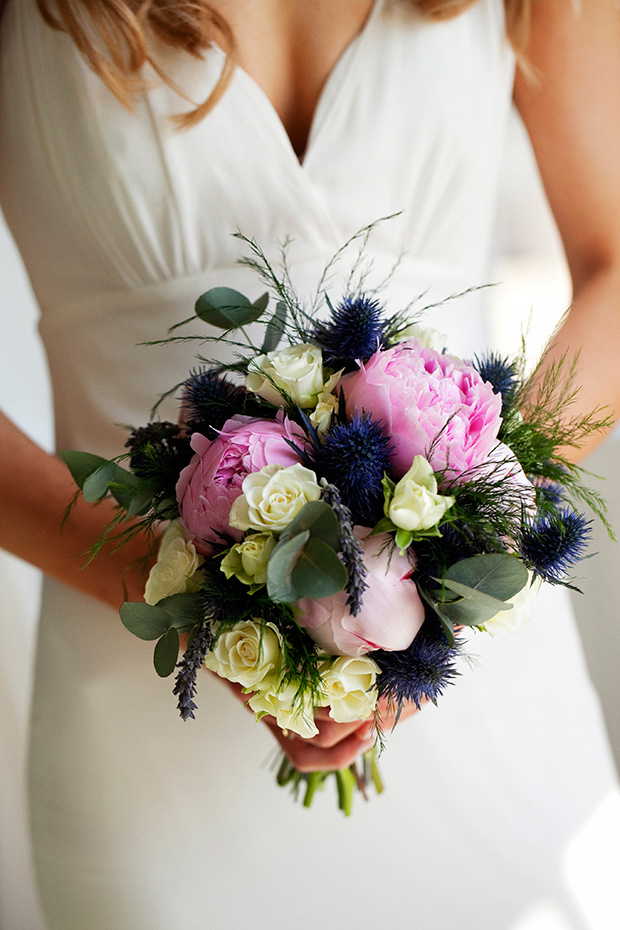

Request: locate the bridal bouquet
(60, 230), (610, 814)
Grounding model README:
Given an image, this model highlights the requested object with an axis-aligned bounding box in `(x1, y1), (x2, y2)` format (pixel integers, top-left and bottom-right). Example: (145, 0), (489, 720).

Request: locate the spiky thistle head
(312, 294), (386, 370)
(374, 618), (461, 710)
(520, 507), (591, 584)
(473, 352), (519, 410)
(311, 412), (393, 525)
(181, 368), (254, 436)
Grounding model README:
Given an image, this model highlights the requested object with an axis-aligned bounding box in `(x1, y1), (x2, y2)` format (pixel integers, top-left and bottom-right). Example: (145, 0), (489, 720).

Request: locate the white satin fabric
(1, 1), (619, 927)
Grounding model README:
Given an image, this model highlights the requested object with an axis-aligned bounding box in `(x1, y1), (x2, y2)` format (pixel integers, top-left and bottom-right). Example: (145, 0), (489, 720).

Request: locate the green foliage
(195, 287), (269, 329)
(422, 553), (528, 640)
(266, 501), (347, 603)
(121, 593), (202, 678)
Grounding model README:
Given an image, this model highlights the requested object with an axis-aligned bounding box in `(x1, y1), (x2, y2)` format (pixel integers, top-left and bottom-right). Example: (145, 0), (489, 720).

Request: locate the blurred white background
(1, 108), (618, 929)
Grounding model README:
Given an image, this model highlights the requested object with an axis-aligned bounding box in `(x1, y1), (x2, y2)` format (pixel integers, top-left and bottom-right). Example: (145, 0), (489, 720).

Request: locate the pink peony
(176, 415), (304, 555)
(342, 339), (502, 482)
(296, 531), (425, 657)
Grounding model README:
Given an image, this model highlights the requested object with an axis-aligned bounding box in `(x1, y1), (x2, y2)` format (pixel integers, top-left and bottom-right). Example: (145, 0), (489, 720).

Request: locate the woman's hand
(223, 678), (420, 772)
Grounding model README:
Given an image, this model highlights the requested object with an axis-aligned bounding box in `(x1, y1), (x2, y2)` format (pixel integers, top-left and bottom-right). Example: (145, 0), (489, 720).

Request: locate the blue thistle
(312, 413), (394, 525)
(473, 352), (519, 410)
(312, 295), (386, 370)
(374, 618), (461, 710)
(182, 368), (256, 436)
(520, 507), (591, 583)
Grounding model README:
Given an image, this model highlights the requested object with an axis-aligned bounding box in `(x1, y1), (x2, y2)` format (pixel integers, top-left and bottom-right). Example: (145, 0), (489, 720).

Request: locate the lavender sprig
(173, 622), (214, 721)
(320, 480), (368, 616)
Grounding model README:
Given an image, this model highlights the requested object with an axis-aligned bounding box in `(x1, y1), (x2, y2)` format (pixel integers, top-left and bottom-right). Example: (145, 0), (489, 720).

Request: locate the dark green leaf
(120, 601), (171, 640)
(153, 627), (180, 677)
(158, 592), (201, 629)
(443, 553), (528, 602)
(59, 450), (109, 490)
(195, 287), (266, 330)
(291, 538), (348, 599)
(419, 586), (455, 646)
(252, 291), (270, 312)
(280, 501), (340, 550)
(261, 300), (288, 353)
(123, 486), (156, 518)
(267, 530), (310, 602)
(82, 462), (119, 502)
(428, 578), (510, 627)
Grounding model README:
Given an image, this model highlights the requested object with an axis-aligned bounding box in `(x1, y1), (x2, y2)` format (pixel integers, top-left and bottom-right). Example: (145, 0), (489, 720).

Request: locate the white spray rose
(246, 343), (325, 408)
(308, 369), (343, 434)
(392, 323), (447, 352)
(388, 455), (454, 531)
(484, 575), (540, 635)
(320, 655), (380, 723)
(204, 619), (285, 691)
(228, 463), (321, 533)
(144, 521), (203, 605)
(248, 681), (319, 738)
(220, 532), (277, 587)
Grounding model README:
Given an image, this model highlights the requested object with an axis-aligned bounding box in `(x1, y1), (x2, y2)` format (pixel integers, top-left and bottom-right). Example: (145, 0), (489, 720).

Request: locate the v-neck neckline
(212, 0), (381, 169)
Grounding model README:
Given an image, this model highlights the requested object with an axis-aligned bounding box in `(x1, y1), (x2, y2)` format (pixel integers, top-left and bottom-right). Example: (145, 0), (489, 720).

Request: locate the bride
(1, 1), (620, 927)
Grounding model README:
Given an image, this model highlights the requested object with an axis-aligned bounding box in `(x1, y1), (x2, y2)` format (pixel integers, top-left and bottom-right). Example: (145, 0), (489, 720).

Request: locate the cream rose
(220, 532), (277, 587)
(204, 619), (285, 691)
(248, 681), (319, 738)
(388, 455), (455, 532)
(246, 343), (325, 408)
(392, 322), (447, 352)
(144, 521), (204, 605)
(320, 655), (379, 723)
(228, 463), (321, 533)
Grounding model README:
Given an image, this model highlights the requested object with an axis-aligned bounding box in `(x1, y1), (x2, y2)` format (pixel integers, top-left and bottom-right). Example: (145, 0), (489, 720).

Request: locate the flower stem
(336, 767), (356, 816)
(302, 771), (324, 808)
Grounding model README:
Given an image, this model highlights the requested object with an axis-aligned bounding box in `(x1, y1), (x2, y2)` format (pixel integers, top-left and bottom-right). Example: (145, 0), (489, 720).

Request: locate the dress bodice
(0, 0), (514, 455)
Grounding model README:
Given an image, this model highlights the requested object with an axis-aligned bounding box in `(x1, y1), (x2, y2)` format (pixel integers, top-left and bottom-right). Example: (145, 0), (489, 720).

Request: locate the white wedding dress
(2, 1), (620, 928)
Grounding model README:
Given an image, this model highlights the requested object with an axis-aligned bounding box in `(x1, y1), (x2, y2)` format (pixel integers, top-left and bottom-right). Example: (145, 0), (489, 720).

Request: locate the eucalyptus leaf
(443, 553), (528, 602)
(419, 586), (455, 646)
(123, 486), (156, 518)
(260, 301), (288, 354)
(291, 538), (348, 599)
(280, 501), (340, 550)
(195, 287), (267, 330)
(58, 450), (110, 489)
(153, 627), (180, 678)
(428, 582), (509, 627)
(120, 601), (171, 640)
(438, 578), (509, 611)
(82, 462), (119, 502)
(252, 291), (270, 312)
(158, 592), (201, 629)
(267, 531), (310, 603)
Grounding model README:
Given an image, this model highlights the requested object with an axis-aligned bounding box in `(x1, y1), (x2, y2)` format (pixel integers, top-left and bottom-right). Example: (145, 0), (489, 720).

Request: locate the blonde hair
(37, 0), (531, 128)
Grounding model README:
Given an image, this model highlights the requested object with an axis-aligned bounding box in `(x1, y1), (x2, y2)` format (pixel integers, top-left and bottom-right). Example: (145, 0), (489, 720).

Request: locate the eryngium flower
(312, 295), (385, 370)
(374, 618), (461, 710)
(473, 352), (519, 409)
(520, 507), (591, 583)
(312, 413), (393, 525)
(182, 367), (252, 436)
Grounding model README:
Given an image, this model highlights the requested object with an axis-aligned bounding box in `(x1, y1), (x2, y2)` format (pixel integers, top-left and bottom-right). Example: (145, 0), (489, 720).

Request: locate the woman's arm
(514, 0), (620, 461)
(0, 410), (153, 609)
